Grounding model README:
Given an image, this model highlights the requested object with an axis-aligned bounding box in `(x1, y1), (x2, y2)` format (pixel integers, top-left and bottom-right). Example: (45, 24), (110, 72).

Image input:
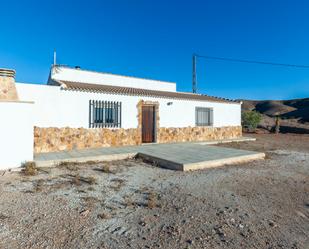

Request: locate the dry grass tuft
(77, 189), (87, 193)
(21, 161), (38, 176)
(58, 161), (73, 167)
(58, 160), (99, 171)
(81, 196), (100, 209)
(264, 152), (272, 160)
(70, 174), (97, 186)
(110, 178), (125, 191)
(49, 180), (71, 191)
(93, 164), (113, 173)
(58, 161), (79, 171)
(123, 195), (135, 208)
(85, 160), (98, 165)
(0, 213), (9, 220)
(147, 192), (157, 209)
(97, 212), (111, 219)
(87, 186), (95, 191)
(34, 179), (44, 192)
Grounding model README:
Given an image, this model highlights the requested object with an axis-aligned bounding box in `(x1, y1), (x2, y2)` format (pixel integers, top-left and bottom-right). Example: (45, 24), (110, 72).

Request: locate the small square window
(195, 107), (213, 126)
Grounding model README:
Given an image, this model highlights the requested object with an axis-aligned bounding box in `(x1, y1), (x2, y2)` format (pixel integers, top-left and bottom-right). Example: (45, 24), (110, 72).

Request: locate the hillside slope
(240, 98), (309, 122)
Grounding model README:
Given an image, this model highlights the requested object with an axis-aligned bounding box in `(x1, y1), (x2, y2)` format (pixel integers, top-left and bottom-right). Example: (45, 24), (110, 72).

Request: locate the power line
(192, 53), (309, 93)
(195, 54), (309, 68)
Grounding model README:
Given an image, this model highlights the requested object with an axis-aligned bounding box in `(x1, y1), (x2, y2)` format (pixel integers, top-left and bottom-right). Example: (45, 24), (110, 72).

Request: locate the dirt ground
(219, 133), (309, 152)
(0, 134), (308, 249)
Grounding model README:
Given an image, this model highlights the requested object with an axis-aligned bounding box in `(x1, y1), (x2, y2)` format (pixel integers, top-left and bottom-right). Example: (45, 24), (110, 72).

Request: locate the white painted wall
(50, 66), (177, 92)
(16, 83), (241, 129)
(0, 101), (34, 170)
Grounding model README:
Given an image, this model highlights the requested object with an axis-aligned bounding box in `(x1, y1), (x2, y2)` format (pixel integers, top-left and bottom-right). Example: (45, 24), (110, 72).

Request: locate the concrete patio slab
(138, 145), (265, 171)
(34, 137), (264, 171)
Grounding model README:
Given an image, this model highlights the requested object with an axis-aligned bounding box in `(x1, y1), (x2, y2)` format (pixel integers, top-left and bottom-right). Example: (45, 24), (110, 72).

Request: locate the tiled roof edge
(59, 80), (239, 104)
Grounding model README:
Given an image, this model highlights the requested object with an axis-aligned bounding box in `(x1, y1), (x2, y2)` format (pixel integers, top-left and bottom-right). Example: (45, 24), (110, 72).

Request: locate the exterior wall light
(167, 102), (173, 106)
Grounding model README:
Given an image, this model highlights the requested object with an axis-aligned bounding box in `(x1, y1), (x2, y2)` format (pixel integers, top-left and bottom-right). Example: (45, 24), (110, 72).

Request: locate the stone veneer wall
(34, 127), (141, 153)
(157, 126), (242, 143)
(34, 126), (242, 153)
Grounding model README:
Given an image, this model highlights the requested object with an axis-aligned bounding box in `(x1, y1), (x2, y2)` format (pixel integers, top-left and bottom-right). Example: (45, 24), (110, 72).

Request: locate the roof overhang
(57, 80), (239, 104)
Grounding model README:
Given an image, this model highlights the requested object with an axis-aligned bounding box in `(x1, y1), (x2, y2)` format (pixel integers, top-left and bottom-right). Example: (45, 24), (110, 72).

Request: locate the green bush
(242, 111), (262, 132)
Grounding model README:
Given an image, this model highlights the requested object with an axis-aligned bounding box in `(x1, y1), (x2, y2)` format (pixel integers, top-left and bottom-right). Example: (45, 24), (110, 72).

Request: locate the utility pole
(192, 53), (197, 93)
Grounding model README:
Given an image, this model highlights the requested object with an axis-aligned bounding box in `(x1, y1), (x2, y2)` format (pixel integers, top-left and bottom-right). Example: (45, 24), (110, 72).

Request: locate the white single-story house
(0, 65), (242, 169)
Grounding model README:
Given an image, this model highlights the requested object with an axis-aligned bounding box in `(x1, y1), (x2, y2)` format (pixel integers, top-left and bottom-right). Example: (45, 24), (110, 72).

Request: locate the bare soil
(219, 133), (309, 152)
(0, 134), (308, 249)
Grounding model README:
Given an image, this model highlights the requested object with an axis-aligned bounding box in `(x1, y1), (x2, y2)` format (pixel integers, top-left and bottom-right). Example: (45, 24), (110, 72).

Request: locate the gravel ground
(0, 134), (308, 249)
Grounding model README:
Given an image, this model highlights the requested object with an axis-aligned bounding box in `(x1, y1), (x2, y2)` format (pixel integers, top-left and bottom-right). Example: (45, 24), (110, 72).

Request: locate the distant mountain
(239, 98), (309, 122)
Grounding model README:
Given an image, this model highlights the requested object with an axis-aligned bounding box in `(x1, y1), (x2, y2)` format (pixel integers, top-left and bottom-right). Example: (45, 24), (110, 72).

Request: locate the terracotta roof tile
(57, 80), (238, 104)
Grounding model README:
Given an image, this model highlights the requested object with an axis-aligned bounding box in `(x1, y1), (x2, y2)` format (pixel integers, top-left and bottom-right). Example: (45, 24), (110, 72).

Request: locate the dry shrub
(71, 174), (81, 186)
(22, 161), (37, 176)
(83, 176), (97, 185)
(101, 164), (112, 173)
(34, 179), (44, 192)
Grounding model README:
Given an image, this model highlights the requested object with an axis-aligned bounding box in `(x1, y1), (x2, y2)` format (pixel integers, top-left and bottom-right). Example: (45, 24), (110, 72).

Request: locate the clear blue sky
(1, 0), (309, 100)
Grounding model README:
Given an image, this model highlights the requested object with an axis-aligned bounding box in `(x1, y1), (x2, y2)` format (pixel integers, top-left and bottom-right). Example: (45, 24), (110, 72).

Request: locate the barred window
(195, 107), (213, 126)
(89, 100), (121, 128)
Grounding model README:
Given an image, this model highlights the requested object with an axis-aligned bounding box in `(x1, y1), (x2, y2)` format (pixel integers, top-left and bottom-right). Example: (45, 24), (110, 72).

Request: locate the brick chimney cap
(0, 68), (16, 78)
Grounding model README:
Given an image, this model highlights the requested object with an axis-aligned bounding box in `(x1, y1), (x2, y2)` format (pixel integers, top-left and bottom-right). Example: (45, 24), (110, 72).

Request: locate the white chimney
(0, 68), (18, 100)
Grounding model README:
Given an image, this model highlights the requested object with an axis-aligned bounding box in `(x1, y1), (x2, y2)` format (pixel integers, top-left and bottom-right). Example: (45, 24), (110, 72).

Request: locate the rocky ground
(0, 134), (308, 249)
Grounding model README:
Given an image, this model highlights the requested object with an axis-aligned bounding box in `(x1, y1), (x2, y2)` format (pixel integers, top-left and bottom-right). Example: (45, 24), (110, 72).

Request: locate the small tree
(275, 115), (280, 134)
(242, 111), (262, 132)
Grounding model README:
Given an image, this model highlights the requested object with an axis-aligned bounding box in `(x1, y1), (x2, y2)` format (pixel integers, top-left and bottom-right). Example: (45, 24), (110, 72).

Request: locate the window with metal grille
(89, 100), (121, 128)
(195, 107), (213, 126)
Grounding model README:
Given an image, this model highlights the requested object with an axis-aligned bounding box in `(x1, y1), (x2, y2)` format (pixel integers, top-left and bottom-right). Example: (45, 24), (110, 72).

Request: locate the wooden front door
(142, 105), (155, 143)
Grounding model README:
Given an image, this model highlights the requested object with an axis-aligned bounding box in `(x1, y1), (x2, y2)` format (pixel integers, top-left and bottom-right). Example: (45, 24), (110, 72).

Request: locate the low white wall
(0, 101), (34, 170)
(16, 83), (241, 129)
